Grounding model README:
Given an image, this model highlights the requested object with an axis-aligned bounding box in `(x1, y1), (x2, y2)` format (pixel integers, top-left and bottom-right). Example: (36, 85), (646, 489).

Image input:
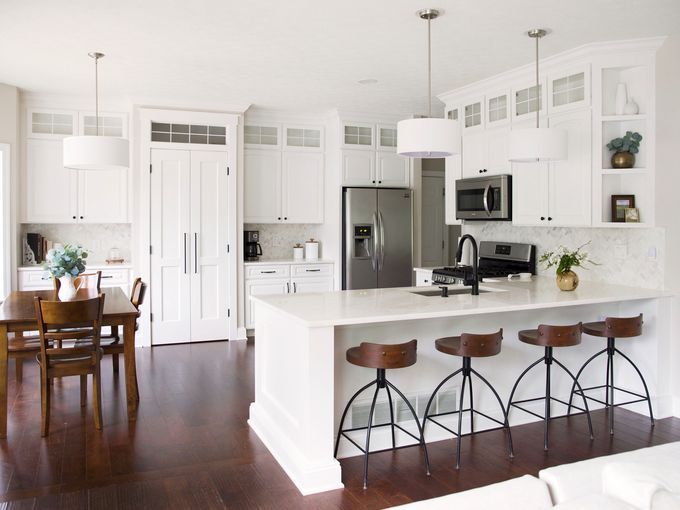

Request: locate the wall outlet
(647, 246), (657, 259)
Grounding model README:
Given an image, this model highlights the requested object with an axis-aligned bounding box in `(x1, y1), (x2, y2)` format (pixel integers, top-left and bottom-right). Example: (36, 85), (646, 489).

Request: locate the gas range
(432, 241), (536, 286)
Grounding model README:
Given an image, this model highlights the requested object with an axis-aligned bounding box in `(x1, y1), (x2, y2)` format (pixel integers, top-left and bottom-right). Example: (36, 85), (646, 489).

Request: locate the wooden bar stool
(334, 339), (430, 489)
(423, 329), (513, 469)
(567, 314), (654, 435)
(507, 323), (594, 451)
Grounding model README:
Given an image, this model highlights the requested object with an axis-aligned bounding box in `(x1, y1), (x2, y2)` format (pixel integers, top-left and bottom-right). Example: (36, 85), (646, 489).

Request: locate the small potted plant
(43, 244), (88, 301)
(606, 131), (642, 169)
(539, 242), (597, 291)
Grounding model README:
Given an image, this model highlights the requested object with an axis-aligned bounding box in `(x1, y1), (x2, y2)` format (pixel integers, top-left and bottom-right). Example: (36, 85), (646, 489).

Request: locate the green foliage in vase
(42, 244), (88, 278)
(606, 131), (642, 154)
(539, 242), (597, 275)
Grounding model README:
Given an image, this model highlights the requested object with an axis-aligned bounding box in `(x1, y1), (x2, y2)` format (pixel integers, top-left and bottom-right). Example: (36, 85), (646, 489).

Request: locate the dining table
(0, 287), (140, 438)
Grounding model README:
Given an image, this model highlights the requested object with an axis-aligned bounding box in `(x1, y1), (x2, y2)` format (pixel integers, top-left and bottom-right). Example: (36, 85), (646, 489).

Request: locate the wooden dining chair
(34, 294), (105, 436)
(96, 278), (146, 373)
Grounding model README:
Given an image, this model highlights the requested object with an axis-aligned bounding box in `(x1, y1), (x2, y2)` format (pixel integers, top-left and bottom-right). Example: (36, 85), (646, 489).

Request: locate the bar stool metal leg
(385, 383), (396, 449)
(334, 379), (377, 458)
(363, 384), (381, 489)
(614, 346), (655, 426)
(470, 368), (514, 458)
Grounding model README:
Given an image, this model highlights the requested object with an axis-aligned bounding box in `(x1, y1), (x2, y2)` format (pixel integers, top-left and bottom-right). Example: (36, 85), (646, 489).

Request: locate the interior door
(377, 189), (412, 288)
(150, 149), (191, 344)
(190, 150), (230, 341)
(421, 174), (446, 267)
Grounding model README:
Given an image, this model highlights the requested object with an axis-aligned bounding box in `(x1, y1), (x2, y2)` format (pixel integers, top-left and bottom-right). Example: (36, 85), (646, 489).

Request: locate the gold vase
(556, 270), (579, 291)
(611, 151), (635, 169)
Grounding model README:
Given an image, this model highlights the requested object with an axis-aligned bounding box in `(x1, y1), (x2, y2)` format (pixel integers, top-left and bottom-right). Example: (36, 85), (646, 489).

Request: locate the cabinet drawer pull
(305, 269), (321, 272)
(41, 276), (51, 281)
(101, 275), (113, 279)
(260, 270), (276, 274)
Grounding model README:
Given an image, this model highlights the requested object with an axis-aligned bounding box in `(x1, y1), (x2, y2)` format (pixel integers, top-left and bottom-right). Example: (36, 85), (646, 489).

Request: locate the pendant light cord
(94, 56), (99, 136)
(535, 34), (539, 129)
(427, 15), (432, 118)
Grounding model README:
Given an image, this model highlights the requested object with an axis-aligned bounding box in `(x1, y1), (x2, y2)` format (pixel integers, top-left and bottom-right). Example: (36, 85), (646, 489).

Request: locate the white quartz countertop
(19, 263), (133, 270)
(244, 259), (334, 265)
(251, 276), (670, 327)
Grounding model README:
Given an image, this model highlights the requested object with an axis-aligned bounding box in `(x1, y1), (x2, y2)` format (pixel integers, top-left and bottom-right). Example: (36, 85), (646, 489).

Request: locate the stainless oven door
(455, 175), (511, 220)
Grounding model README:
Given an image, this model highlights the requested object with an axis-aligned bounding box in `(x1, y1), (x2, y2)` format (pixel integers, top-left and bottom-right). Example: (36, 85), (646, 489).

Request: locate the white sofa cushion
(539, 442), (680, 504)
(602, 461), (680, 510)
(391, 475), (553, 509)
(553, 493), (638, 510)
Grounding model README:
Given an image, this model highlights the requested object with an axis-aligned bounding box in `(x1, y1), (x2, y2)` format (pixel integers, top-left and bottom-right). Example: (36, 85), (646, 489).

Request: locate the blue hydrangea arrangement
(43, 244), (88, 278)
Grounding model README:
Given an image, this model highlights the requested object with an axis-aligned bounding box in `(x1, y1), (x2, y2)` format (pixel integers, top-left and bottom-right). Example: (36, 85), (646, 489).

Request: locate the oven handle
(483, 185), (491, 216)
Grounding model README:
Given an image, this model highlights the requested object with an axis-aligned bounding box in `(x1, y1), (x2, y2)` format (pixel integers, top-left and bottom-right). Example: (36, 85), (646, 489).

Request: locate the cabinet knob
(278, 217), (281, 220)
(540, 216), (546, 221)
(372, 180), (376, 184)
(479, 169), (483, 174)
(548, 217), (553, 221)
(378, 180), (382, 184)
(483, 169), (488, 173)
(284, 217), (288, 220)
(72, 216), (76, 220)
(80, 216), (84, 219)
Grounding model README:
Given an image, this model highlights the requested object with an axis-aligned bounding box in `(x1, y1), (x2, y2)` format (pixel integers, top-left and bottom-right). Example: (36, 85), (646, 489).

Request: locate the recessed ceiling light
(357, 78), (378, 85)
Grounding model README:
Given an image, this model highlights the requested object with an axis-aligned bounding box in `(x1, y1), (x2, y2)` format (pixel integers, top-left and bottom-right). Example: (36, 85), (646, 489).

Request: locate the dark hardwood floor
(0, 339), (678, 509)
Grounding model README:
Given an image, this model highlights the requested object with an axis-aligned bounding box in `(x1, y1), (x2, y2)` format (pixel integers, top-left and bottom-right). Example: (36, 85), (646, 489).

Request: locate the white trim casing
(0, 144), (10, 298)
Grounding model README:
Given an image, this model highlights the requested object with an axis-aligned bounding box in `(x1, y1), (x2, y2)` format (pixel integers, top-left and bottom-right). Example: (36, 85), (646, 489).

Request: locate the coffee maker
(244, 230), (263, 261)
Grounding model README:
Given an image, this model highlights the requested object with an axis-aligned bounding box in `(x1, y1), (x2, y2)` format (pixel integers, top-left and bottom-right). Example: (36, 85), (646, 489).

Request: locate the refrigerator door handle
(371, 212), (378, 271)
(378, 210), (385, 271)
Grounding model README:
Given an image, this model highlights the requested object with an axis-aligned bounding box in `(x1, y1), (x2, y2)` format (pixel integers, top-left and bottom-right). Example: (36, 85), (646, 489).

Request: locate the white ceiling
(1, 0), (679, 115)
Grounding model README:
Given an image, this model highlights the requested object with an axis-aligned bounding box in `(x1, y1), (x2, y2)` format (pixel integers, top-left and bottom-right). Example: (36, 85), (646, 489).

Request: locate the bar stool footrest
(426, 408), (508, 438)
(339, 422), (421, 455)
(511, 395), (589, 421)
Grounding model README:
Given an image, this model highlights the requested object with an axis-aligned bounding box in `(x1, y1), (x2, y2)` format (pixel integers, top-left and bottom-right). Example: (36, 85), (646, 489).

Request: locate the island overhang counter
(247, 277), (672, 495)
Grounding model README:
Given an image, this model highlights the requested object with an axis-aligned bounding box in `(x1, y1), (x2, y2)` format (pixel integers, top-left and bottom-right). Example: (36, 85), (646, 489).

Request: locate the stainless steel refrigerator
(342, 188), (413, 290)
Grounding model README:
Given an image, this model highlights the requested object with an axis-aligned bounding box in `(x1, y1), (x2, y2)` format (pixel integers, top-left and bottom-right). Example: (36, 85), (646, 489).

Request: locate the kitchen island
(248, 277), (672, 495)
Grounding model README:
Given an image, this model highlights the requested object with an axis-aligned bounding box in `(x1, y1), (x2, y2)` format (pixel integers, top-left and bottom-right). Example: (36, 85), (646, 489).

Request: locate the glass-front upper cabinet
(486, 90), (510, 127)
(512, 80), (547, 120)
(548, 66), (590, 113)
(462, 98), (484, 131)
(244, 124), (281, 149)
(80, 112), (127, 137)
(377, 125), (398, 151)
(284, 125), (323, 151)
(446, 107), (459, 122)
(341, 121), (374, 149)
(27, 109), (77, 139)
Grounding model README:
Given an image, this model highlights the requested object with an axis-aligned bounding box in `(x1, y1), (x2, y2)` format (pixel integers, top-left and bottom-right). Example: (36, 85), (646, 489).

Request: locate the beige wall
(0, 83), (19, 290)
(655, 35), (680, 413)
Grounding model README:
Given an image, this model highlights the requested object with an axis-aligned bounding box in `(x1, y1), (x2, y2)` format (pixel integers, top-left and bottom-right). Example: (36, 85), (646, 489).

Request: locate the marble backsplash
(245, 223), (326, 260)
(20, 224), (133, 264)
(462, 223), (665, 290)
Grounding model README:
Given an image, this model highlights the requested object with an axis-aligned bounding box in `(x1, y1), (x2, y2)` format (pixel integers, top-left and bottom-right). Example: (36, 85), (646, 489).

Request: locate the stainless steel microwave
(455, 175), (512, 220)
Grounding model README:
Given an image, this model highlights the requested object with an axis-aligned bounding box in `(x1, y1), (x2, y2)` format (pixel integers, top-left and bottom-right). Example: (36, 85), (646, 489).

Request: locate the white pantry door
(150, 149), (192, 343)
(189, 150), (230, 341)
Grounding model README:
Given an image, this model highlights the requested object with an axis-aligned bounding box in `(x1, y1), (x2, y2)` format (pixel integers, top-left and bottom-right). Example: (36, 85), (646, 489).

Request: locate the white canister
(293, 245), (304, 260)
(305, 238), (319, 260)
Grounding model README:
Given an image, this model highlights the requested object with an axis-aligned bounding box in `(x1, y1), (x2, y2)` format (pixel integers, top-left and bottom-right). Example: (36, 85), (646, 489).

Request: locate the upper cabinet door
(461, 131), (486, 178)
(284, 125), (324, 152)
(377, 125), (398, 152)
(244, 124), (281, 150)
(485, 90), (511, 128)
(376, 152), (409, 188)
(78, 169), (128, 223)
(547, 109), (592, 226)
(512, 160), (550, 226)
(341, 122), (374, 150)
(512, 80), (547, 121)
(548, 66), (590, 114)
(24, 139), (78, 223)
(341, 149), (375, 186)
(281, 152), (324, 223)
(462, 97), (484, 132)
(79, 112), (128, 137)
(244, 149), (282, 223)
(484, 127), (511, 176)
(27, 109), (77, 139)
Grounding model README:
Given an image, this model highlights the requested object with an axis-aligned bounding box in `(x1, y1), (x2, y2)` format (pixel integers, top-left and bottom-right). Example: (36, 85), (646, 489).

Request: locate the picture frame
(625, 207), (640, 223)
(611, 195), (635, 223)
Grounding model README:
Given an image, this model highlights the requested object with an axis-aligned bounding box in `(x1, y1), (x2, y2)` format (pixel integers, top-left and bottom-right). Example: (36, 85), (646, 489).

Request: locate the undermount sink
(409, 288), (493, 297)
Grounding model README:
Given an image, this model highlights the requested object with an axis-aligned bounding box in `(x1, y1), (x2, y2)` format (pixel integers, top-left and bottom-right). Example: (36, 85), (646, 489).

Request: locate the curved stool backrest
(604, 314), (643, 338)
(458, 329), (503, 357)
(351, 339), (417, 369)
(537, 323), (582, 347)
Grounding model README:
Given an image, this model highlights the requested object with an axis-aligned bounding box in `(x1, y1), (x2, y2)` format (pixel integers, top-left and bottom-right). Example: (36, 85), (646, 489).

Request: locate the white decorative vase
(615, 83), (628, 115)
(624, 99), (639, 115)
(58, 274), (80, 301)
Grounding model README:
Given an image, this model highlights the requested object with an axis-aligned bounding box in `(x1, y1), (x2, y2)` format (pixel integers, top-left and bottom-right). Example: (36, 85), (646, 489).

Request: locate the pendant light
(397, 9), (460, 159)
(63, 52), (129, 171)
(508, 29), (567, 163)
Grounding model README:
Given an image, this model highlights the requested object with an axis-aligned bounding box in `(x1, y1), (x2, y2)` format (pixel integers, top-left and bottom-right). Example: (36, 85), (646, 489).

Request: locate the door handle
(260, 270), (276, 274)
(183, 233), (188, 274)
(482, 185), (491, 216)
(371, 212), (378, 271)
(194, 233), (198, 274)
(305, 269), (321, 272)
(378, 211), (385, 271)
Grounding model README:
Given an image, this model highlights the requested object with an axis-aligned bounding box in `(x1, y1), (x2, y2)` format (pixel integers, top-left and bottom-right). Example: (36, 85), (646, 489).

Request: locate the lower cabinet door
(245, 278), (289, 329)
(290, 277), (334, 294)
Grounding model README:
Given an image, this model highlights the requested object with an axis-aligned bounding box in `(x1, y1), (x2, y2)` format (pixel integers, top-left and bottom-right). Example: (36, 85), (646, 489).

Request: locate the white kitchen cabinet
(341, 122), (374, 150)
(244, 262), (334, 329)
(462, 97), (484, 131)
(150, 148), (231, 344)
(78, 169), (128, 223)
(376, 152), (409, 187)
(244, 150), (282, 223)
(377, 125), (398, 151)
(284, 125), (323, 151)
(18, 265), (133, 295)
(244, 124), (281, 149)
(342, 150), (409, 188)
(414, 268), (433, 286)
(341, 150), (375, 186)
(548, 66), (590, 114)
(485, 90), (511, 127)
(244, 149), (324, 223)
(27, 108), (77, 139)
(282, 152), (324, 223)
(512, 81), (547, 121)
(461, 127), (510, 178)
(512, 109), (591, 226)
